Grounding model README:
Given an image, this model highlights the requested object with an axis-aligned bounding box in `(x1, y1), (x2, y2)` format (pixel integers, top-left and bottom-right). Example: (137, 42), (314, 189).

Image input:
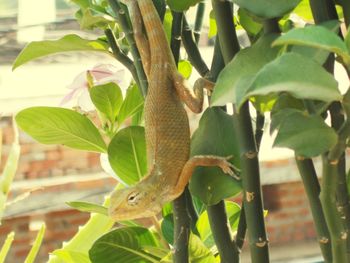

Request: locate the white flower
(61, 64), (125, 111)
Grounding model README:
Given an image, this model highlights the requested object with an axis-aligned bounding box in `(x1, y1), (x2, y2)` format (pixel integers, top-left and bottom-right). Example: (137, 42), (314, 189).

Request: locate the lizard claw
(219, 156), (241, 181)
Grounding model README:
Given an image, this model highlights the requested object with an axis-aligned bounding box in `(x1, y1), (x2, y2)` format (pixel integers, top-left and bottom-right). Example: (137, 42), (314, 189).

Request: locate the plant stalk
(295, 157), (332, 262)
(108, 0), (148, 96)
(320, 156), (348, 262)
(182, 16), (209, 77)
(170, 11), (191, 263)
(194, 1), (206, 43)
(211, 1), (269, 262)
(207, 201), (240, 263)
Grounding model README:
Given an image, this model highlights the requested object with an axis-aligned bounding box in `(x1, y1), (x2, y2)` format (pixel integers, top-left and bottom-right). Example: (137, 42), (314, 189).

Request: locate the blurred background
(0, 1), (342, 262)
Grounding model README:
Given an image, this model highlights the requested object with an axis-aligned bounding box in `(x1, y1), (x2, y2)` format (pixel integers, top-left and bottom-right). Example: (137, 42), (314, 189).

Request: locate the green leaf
(292, 0), (313, 21)
(67, 201), (108, 216)
(13, 34), (110, 70)
(118, 84), (144, 125)
(76, 8), (114, 30)
(273, 23), (350, 64)
(48, 198), (114, 263)
(89, 227), (160, 263)
(167, 0), (201, 11)
(53, 250), (91, 263)
(161, 214), (174, 245)
(108, 126), (147, 185)
(90, 83), (123, 122)
(163, 9), (173, 43)
(208, 11), (217, 39)
(237, 8), (262, 35)
(178, 60), (192, 80)
(273, 110), (338, 157)
(196, 201), (241, 248)
(233, 0), (301, 18)
(235, 53), (341, 109)
(25, 224), (46, 263)
(211, 34), (280, 107)
(0, 232), (14, 263)
(0, 132), (20, 222)
(189, 108), (242, 205)
(189, 234), (216, 263)
(16, 107), (107, 153)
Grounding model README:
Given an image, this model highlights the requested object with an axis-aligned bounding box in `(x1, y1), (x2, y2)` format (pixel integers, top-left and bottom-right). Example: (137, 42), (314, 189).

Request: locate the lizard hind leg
(172, 73), (215, 114)
(171, 155), (240, 198)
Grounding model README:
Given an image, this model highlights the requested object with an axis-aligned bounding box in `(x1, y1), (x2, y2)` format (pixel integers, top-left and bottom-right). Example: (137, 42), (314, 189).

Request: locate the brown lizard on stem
(108, 0), (238, 220)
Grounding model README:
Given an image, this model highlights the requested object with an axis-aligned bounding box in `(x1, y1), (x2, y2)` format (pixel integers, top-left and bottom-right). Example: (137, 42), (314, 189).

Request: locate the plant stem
(340, 0), (350, 27)
(207, 201), (240, 263)
(295, 157), (332, 262)
(171, 11), (183, 65)
(206, 31), (240, 262)
(182, 16), (209, 77)
(320, 156), (348, 262)
(104, 28), (139, 84)
(108, 0), (148, 96)
(235, 205), (247, 250)
(194, 1), (206, 43)
(170, 11), (190, 263)
(212, 1), (269, 262)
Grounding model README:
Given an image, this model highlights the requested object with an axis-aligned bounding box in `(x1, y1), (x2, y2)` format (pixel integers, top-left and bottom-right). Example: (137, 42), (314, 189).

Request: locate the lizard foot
(218, 155), (241, 180)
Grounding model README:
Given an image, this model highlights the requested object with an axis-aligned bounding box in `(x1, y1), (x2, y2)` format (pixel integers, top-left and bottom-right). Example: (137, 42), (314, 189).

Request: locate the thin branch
(182, 16), (209, 77)
(108, 0), (148, 96)
(194, 1), (206, 43)
(104, 28), (139, 84)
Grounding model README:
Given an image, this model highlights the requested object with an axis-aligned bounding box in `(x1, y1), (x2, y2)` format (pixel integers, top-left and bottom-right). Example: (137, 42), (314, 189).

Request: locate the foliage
(12, 0), (350, 262)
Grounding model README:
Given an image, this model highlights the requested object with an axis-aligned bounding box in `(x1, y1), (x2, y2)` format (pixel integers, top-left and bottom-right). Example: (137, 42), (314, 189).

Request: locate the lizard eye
(127, 192), (140, 205)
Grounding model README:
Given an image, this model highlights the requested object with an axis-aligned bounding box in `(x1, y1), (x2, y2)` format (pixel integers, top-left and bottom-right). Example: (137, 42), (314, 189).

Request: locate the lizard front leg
(172, 73), (215, 113)
(171, 155), (240, 197)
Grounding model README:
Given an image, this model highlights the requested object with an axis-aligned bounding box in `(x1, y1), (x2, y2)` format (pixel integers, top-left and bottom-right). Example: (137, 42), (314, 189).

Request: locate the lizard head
(108, 184), (162, 221)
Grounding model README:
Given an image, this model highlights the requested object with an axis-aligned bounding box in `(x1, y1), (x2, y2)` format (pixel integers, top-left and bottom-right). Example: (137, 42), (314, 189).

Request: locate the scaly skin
(109, 0), (236, 221)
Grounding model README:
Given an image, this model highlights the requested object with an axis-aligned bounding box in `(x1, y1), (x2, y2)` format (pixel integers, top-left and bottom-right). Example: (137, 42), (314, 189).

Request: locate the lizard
(108, 0), (238, 221)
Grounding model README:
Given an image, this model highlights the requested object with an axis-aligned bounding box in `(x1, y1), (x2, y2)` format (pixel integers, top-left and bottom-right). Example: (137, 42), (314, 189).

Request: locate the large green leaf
(118, 84), (144, 125)
(237, 53), (341, 109)
(16, 107), (107, 153)
(237, 8), (262, 36)
(167, 0), (201, 11)
(108, 126), (147, 185)
(211, 34), (280, 107)
(196, 201), (241, 248)
(233, 0), (301, 18)
(76, 8), (114, 30)
(189, 108), (242, 205)
(273, 23), (350, 64)
(53, 250), (91, 263)
(13, 34), (110, 70)
(272, 110), (338, 157)
(89, 227), (160, 263)
(90, 83), (123, 122)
